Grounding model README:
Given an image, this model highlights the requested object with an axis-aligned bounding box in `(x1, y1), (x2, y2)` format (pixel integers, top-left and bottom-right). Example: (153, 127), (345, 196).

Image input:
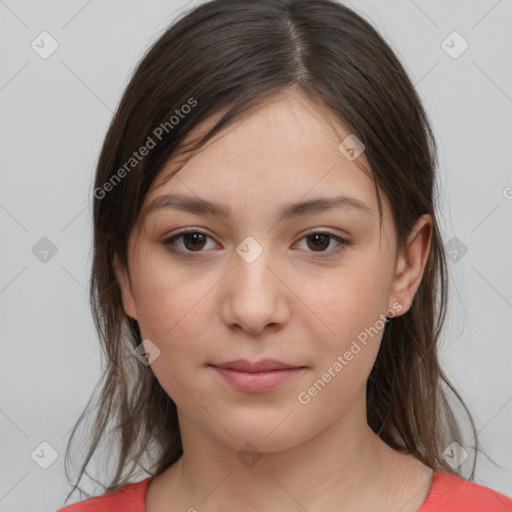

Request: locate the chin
(209, 411), (310, 454)
(225, 431), (303, 455)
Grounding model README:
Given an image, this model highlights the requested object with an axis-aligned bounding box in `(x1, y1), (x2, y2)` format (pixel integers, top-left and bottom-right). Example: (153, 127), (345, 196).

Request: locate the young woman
(56, 0), (512, 510)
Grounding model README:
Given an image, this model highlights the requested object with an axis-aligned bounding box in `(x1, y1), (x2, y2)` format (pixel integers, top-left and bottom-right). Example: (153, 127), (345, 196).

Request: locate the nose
(221, 240), (290, 336)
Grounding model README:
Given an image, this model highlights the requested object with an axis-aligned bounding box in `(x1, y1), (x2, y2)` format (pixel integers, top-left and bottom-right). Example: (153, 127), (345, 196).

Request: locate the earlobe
(389, 214), (432, 315)
(112, 253), (138, 320)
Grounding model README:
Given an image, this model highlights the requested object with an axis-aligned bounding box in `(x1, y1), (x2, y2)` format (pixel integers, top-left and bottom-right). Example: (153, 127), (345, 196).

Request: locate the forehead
(144, 92), (379, 215)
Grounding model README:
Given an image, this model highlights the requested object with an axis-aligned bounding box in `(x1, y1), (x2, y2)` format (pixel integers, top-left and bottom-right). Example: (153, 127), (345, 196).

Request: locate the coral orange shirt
(55, 470), (512, 511)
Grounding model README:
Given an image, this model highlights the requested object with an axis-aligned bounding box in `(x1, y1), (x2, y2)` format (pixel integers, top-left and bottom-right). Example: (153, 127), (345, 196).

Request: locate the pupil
(309, 233), (328, 251)
(185, 233), (205, 250)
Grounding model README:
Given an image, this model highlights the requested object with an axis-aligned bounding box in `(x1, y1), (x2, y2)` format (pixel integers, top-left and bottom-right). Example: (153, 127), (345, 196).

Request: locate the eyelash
(163, 229), (350, 259)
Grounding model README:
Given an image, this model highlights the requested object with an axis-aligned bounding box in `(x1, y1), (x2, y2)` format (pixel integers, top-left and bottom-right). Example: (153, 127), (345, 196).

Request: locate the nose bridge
(222, 234), (288, 333)
(235, 235), (267, 267)
(233, 235), (275, 296)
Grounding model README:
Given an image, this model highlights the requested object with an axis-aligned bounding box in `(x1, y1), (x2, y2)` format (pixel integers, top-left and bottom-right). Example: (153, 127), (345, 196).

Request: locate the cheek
(131, 257), (217, 342)
(311, 294), (385, 387)
(298, 264), (391, 405)
(312, 265), (390, 346)
(296, 283), (387, 418)
(128, 274), (216, 410)
(132, 274), (215, 410)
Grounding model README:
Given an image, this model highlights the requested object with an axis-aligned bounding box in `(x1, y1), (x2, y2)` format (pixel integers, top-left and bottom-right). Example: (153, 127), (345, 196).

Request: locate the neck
(165, 390), (396, 512)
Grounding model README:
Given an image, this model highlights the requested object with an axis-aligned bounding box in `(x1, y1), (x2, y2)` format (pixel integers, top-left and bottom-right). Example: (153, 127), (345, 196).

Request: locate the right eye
(163, 229), (219, 254)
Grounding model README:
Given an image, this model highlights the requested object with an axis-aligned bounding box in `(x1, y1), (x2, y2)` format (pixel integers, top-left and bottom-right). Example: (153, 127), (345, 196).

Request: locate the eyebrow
(143, 193), (373, 223)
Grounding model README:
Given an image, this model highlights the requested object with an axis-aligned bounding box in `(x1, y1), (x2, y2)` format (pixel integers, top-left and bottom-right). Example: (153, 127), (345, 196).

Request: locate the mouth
(209, 359), (307, 392)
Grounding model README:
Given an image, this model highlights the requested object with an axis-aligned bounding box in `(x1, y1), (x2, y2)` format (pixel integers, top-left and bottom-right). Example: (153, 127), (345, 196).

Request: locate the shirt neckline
(139, 470), (445, 511)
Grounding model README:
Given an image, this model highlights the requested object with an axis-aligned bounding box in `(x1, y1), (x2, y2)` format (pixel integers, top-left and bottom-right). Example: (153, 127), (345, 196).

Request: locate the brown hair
(64, 0), (480, 501)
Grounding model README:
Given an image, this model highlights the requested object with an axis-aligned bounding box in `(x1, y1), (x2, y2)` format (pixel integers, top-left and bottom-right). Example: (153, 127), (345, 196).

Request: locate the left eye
(294, 232), (349, 256)
(163, 230), (349, 257)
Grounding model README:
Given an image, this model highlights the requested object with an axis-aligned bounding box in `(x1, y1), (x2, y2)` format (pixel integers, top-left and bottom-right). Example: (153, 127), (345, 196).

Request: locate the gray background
(1, 0), (511, 510)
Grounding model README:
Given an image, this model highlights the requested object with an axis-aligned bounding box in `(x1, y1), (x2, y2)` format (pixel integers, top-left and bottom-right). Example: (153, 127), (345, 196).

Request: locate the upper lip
(211, 359), (304, 372)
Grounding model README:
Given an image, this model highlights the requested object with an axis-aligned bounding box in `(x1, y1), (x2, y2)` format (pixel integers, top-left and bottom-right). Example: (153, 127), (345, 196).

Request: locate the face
(114, 91), (430, 453)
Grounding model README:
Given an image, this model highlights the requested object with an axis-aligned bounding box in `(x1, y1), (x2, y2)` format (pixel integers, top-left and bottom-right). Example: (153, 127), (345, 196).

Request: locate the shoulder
(420, 471), (512, 512)
(54, 477), (153, 512)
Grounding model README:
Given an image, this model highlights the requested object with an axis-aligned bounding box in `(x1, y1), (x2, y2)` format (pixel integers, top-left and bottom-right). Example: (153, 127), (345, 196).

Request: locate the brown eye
(306, 233), (330, 252)
(295, 231), (350, 258)
(163, 230), (215, 253)
(182, 232), (207, 251)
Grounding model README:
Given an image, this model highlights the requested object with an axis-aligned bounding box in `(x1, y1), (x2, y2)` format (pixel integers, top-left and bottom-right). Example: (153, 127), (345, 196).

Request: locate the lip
(210, 359), (307, 392)
(213, 359), (304, 372)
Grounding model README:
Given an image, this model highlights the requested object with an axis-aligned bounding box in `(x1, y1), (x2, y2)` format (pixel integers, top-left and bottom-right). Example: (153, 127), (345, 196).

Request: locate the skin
(114, 89), (434, 512)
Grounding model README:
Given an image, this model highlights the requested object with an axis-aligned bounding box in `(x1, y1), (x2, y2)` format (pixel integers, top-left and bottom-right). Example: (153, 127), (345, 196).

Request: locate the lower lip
(212, 366), (305, 392)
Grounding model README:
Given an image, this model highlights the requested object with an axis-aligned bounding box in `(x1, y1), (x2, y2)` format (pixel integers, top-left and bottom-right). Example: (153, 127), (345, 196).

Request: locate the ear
(388, 214), (432, 315)
(113, 253), (138, 320)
